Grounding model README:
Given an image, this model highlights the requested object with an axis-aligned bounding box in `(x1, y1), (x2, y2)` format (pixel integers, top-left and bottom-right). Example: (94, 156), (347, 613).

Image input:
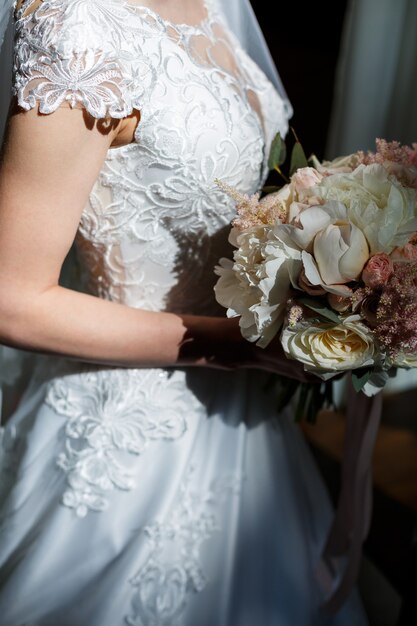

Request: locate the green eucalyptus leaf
(262, 185), (282, 194)
(290, 142), (309, 176)
(268, 133), (287, 171)
(297, 297), (341, 324)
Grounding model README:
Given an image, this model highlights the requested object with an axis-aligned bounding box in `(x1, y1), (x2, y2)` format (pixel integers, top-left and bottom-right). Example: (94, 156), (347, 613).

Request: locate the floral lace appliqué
(125, 466), (241, 626)
(13, 0), (142, 118)
(45, 368), (191, 517)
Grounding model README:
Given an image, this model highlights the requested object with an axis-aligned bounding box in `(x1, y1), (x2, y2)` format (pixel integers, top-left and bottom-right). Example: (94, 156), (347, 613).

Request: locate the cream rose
(309, 163), (417, 254)
(281, 315), (376, 375)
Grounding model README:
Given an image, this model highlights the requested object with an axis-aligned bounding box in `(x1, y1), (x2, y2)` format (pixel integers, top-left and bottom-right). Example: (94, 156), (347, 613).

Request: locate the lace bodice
(13, 0), (290, 315)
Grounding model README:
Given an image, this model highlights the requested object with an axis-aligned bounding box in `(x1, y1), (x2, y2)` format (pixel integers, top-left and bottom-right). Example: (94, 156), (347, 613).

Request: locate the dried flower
(370, 262), (417, 356)
(357, 138), (417, 167)
(215, 179), (287, 230)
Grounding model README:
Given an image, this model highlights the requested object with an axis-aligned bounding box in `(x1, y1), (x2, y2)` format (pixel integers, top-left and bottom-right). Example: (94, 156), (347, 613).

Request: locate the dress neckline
(137, 1), (214, 34)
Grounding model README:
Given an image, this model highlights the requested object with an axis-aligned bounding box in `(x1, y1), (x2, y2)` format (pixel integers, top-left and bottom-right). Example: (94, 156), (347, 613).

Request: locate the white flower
(281, 315), (376, 376)
(315, 152), (360, 175)
(291, 167), (324, 196)
(391, 352), (417, 368)
(384, 162), (417, 190)
(275, 167), (325, 223)
(277, 201), (369, 295)
(214, 226), (302, 347)
(310, 163), (417, 254)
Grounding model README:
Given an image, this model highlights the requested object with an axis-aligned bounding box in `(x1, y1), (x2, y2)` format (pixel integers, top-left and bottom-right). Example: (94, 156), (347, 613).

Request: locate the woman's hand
(189, 317), (320, 383)
(248, 334), (322, 383)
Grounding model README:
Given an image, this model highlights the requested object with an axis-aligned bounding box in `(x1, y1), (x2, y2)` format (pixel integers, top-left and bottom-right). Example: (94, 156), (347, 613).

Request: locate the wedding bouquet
(214, 135), (417, 417)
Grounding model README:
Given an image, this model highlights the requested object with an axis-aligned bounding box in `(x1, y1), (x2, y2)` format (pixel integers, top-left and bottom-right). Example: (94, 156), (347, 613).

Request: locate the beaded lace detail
(44, 366), (203, 518)
(125, 466), (242, 626)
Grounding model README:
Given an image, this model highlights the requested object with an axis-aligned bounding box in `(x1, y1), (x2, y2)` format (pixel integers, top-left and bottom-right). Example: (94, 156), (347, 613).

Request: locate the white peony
(310, 163), (417, 254)
(214, 226), (302, 347)
(315, 152), (361, 175)
(277, 201), (369, 295)
(281, 314), (376, 376)
(214, 226), (268, 343)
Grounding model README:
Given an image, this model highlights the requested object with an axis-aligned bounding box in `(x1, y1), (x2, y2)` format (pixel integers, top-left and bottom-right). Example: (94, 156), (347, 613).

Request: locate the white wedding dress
(0, 1), (369, 624)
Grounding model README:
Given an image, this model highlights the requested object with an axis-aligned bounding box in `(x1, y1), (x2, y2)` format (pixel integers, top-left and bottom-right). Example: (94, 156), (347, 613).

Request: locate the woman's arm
(0, 103), (312, 381)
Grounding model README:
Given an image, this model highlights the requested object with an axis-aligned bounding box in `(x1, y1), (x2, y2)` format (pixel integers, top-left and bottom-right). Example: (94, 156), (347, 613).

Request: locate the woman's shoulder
(12, 0), (146, 120)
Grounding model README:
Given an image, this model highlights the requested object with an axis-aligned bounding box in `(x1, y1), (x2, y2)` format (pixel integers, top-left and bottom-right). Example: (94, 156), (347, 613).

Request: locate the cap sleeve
(12, 0), (141, 119)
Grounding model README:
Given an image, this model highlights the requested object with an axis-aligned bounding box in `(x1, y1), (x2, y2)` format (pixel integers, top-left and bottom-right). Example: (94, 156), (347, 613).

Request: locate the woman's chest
(81, 22), (289, 247)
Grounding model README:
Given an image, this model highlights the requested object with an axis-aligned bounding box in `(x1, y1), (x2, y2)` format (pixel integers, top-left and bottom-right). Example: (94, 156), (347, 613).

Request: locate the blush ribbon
(316, 375), (383, 613)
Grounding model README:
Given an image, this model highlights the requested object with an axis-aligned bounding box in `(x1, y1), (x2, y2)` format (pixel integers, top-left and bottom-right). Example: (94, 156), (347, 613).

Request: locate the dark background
(252, 2), (349, 160)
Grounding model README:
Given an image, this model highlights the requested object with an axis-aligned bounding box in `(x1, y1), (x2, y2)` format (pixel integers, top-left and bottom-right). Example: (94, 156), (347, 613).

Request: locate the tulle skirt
(0, 353), (368, 625)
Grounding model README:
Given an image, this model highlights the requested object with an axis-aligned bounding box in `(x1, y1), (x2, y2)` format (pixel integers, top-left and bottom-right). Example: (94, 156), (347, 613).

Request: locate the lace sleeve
(12, 0), (140, 119)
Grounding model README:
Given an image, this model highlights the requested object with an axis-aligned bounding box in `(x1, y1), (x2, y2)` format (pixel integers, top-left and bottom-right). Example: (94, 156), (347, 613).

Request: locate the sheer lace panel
(129, 0), (267, 138)
(131, 0), (210, 28)
(13, 0), (267, 136)
(13, 0), (141, 118)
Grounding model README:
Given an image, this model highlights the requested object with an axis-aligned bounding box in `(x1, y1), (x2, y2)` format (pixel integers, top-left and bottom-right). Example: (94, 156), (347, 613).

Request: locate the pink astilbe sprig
(215, 179), (287, 230)
(354, 261), (417, 357)
(357, 138), (417, 166)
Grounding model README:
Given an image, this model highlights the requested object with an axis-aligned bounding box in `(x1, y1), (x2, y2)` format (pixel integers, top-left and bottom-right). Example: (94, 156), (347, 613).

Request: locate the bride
(0, 1), (369, 624)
